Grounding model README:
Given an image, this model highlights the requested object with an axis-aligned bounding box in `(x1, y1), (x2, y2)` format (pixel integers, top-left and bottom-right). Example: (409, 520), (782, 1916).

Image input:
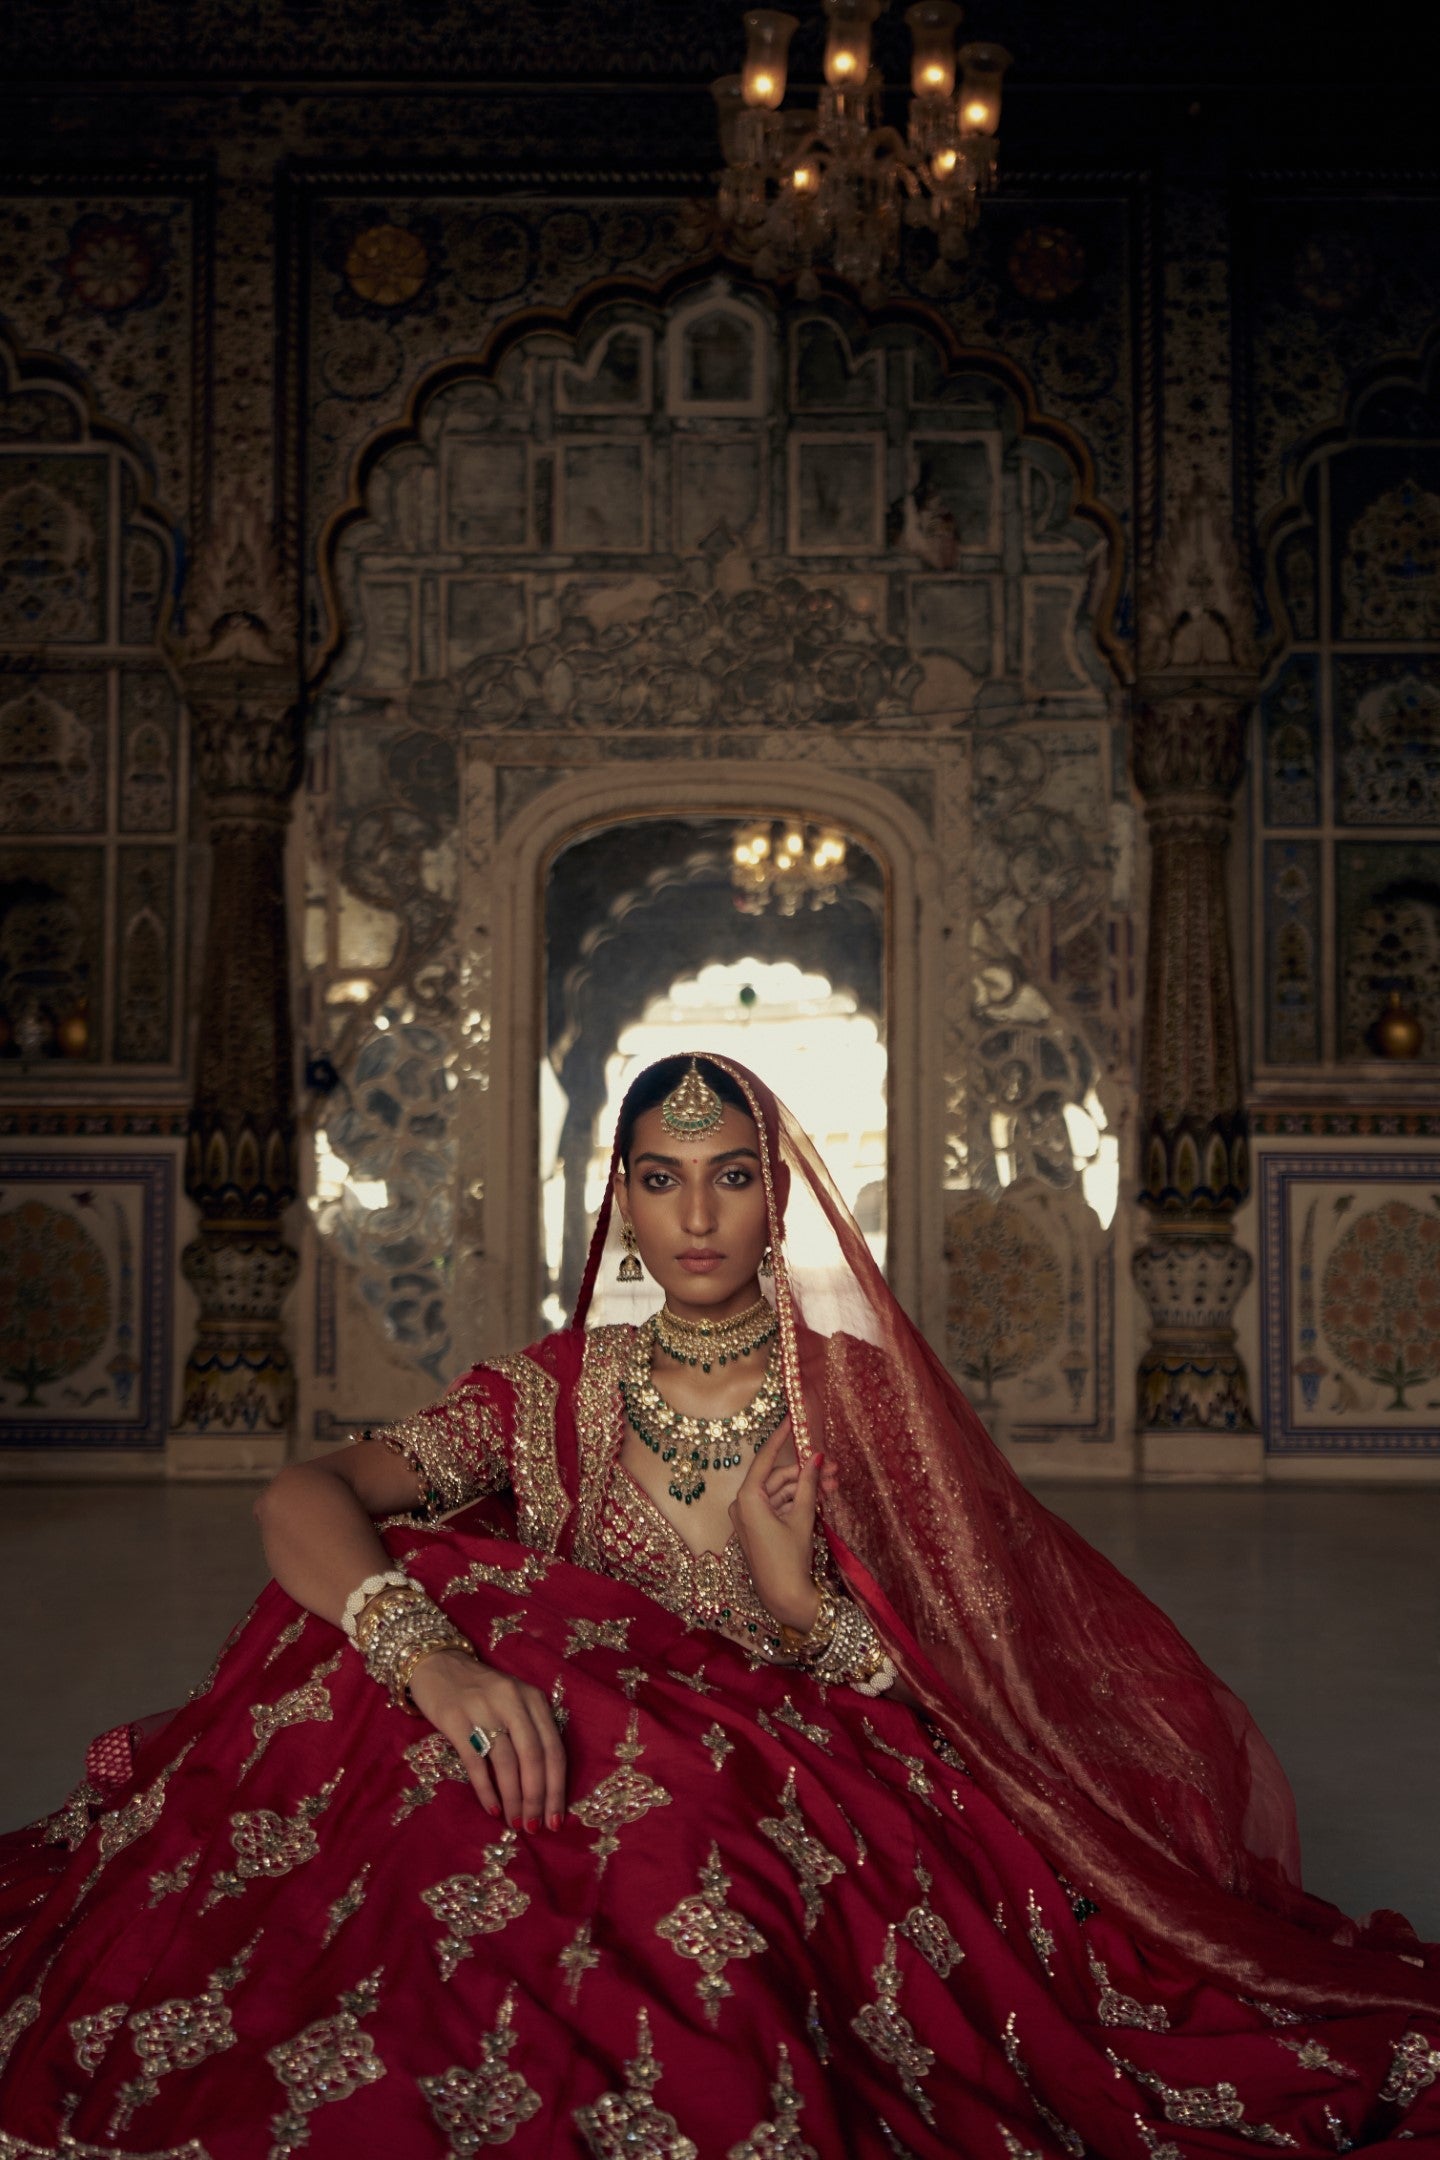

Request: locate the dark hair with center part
(616, 1055), (754, 1170)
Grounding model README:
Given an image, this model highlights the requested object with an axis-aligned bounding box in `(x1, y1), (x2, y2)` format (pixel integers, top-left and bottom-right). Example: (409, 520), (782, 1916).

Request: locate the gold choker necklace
(653, 1296), (776, 1373)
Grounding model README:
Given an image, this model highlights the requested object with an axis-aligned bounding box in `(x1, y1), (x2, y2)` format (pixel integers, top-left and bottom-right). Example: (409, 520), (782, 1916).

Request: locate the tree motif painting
(943, 1197), (1063, 1404)
(1320, 1199), (1440, 1409)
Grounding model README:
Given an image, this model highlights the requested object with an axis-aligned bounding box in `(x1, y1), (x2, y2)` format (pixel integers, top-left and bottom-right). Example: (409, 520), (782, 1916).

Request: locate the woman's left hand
(729, 1422), (829, 1633)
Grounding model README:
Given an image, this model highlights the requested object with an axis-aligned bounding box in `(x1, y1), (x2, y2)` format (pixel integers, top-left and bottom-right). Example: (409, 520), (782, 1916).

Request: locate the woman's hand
(729, 1423), (830, 1633)
(407, 1649), (567, 1833)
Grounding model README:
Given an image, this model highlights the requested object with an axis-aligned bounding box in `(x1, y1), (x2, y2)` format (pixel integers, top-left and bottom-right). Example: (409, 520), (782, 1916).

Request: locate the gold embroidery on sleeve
(726, 2046), (816, 2160)
(757, 1767), (846, 1936)
(421, 1833), (530, 1981)
(373, 1385), (508, 1516)
(850, 1927), (935, 2125)
(485, 1352), (566, 1552)
(656, 1844), (766, 2026)
(572, 2008), (697, 2160)
(417, 1987), (542, 2152)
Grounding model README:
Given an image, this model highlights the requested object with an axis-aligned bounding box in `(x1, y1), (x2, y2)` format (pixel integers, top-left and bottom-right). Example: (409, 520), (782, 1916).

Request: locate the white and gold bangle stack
(350, 1580), (479, 1710)
(340, 1568), (411, 1641)
(779, 1578), (896, 1696)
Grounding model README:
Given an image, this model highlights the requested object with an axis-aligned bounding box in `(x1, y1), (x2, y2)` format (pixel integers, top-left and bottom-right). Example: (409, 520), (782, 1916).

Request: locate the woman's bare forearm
(253, 1447), (424, 1627)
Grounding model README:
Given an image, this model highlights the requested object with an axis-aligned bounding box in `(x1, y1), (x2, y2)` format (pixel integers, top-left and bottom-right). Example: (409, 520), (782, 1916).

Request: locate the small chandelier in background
(712, 1), (1011, 303)
(732, 821), (849, 915)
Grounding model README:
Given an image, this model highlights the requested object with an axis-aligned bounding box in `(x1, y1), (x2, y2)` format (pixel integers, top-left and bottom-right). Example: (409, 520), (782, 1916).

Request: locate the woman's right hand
(406, 1649), (567, 1833)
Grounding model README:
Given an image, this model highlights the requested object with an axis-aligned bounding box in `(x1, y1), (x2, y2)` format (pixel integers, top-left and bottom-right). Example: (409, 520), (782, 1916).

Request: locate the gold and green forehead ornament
(660, 1058), (726, 1138)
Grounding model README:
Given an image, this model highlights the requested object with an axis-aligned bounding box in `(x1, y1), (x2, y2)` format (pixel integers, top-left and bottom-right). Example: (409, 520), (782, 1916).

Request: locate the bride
(1, 1052), (1437, 2158)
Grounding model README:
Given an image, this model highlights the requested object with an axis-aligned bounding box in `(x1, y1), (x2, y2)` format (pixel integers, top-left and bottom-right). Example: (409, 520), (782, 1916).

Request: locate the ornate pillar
(1132, 478), (1261, 1475)
(170, 491), (302, 1469)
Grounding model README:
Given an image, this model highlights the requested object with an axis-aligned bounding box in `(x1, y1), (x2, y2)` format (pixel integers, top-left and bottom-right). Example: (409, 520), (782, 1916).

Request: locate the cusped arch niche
(304, 279), (1125, 1444)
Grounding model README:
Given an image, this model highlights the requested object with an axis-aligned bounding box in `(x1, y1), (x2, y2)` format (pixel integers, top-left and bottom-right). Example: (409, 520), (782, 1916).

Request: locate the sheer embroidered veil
(573, 1052), (1438, 2016)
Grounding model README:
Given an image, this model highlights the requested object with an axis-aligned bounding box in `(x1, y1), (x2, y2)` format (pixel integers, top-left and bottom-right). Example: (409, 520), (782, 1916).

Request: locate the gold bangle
(353, 1580), (427, 1655)
(392, 1634), (477, 1710)
(778, 1581), (838, 1663)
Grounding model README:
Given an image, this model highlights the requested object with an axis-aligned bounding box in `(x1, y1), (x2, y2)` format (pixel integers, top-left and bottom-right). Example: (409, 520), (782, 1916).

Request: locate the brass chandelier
(712, 1), (1011, 303)
(731, 821), (849, 916)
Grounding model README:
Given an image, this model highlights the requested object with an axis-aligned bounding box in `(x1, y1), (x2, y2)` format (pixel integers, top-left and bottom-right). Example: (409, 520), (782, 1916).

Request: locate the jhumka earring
(760, 1243), (774, 1277)
(618, 1220), (644, 1283)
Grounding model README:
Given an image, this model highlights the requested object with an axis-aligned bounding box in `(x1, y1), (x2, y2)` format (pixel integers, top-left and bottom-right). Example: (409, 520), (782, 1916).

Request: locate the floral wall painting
(0, 1153), (174, 1447)
(1260, 1154), (1440, 1453)
(942, 1187), (1112, 1438)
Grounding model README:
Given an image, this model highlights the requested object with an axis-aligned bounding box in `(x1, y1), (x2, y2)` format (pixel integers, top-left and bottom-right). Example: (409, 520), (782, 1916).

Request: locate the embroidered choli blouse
(367, 1323), (870, 1672)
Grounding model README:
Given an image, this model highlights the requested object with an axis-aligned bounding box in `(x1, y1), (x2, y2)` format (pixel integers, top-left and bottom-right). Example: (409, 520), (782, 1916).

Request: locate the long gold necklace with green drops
(620, 1318), (788, 1506)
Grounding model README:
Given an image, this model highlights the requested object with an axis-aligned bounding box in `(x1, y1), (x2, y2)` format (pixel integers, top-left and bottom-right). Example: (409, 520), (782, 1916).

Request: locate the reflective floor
(4, 1480), (1437, 1936)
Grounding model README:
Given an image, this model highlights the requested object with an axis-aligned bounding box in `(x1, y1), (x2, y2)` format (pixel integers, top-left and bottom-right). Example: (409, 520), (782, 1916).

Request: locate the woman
(0, 1052), (1436, 2159)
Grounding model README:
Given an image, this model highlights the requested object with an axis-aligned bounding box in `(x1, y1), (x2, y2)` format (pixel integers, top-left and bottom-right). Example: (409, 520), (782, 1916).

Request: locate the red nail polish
(548, 1811), (562, 1832)
(525, 1816), (541, 1834)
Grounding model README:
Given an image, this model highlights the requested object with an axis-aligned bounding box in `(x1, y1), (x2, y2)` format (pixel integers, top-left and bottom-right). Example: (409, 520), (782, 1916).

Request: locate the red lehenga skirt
(1, 1505), (1437, 2159)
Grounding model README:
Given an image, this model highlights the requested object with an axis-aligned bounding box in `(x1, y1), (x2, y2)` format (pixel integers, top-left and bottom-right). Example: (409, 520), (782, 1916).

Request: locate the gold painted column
(1132, 478), (1261, 1477)
(170, 497), (301, 1471)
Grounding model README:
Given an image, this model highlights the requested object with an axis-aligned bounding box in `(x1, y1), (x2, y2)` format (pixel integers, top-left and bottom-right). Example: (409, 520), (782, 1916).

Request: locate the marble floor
(3, 1481), (1437, 1937)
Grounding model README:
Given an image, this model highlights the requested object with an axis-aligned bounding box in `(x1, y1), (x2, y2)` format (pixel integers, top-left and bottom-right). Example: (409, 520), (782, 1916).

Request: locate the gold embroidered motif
(860, 1721), (939, 1812)
(77, 1740), (197, 1902)
(999, 2131), (1044, 2160)
(485, 1352), (567, 1552)
(1133, 2119), (1182, 2160)
(559, 1921), (601, 2004)
(1086, 1947), (1170, 2031)
(571, 1712), (672, 1874)
(656, 1843), (766, 2026)
(900, 1862), (962, 1978)
(1380, 2030), (1440, 2108)
(702, 1723), (735, 1771)
(1025, 1889), (1056, 1977)
(617, 1666), (649, 1700)
(762, 1698), (831, 1750)
(241, 1651), (343, 1777)
(109, 1935), (258, 2133)
(572, 2007), (697, 2160)
(374, 1383), (509, 1515)
(1322, 2104), (1353, 2153)
(43, 1778), (103, 1852)
(146, 1849), (201, 1908)
(1241, 1996), (1305, 2026)
(757, 1767), (846, 1936)
(323, 1866), (372, 1946)
(805, 1991), (831, 2066)
(440, 1550), (553, 1603)
(927, 1730), (968, 1772)
(1005, 2014), (1084, 2157)
(71, 2002), (129, 2076)
(1109, 2050), (1298, 2147)
(836, 1805), (868, 1867)
(564, 1617), (633, 1657)
(0, 2134), (212, 2160)
(667, 1665), (719, 1695)
(421, 1833), (530, 1981)
(0, 1994), (39, 2075)
(850, 1928), (934, 2124)
(489, 1611), (526, 1652)
(418, 1986), (542, 2152)
(263, 1614), (309, 1668)
(200, 1774), (342, 1910)
(726, 2046), (816, 2160)
(393, 1731), (470, 1824)
(550, 1676), (571, 1732)
(266, 1969), (385, 2156)
(1278, 2036), (1358, 2079)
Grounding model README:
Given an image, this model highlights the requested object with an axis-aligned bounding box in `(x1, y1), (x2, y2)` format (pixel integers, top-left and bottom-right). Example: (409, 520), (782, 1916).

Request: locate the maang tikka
(660, 1058), (725, 1138)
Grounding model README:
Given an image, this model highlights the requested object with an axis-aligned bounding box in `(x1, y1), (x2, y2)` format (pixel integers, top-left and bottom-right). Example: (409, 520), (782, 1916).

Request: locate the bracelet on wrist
(341, 1567), (411, 1641)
